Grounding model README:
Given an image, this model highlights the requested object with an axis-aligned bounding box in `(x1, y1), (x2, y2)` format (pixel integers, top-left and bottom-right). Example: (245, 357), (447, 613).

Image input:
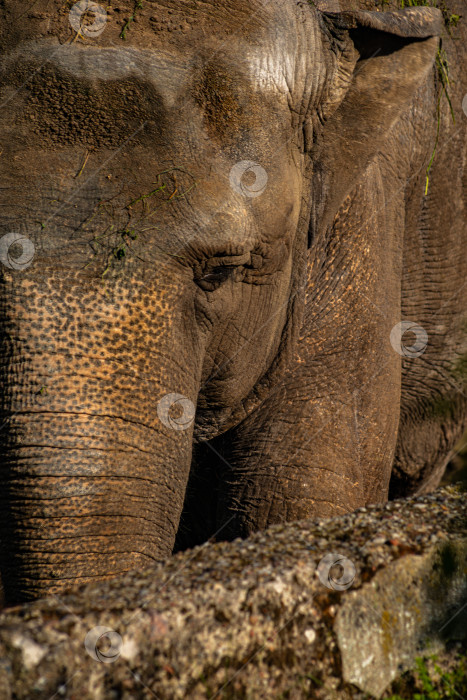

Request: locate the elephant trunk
(1, 411), (193, 602)
(0, 273), (200, 603)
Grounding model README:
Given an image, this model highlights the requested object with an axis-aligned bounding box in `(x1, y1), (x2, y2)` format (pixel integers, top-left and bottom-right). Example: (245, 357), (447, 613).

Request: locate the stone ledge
(0, 486), (465, 699)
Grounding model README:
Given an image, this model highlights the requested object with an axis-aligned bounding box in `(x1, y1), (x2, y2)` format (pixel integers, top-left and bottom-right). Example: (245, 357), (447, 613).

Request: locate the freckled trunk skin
(0, 274), (200, 603)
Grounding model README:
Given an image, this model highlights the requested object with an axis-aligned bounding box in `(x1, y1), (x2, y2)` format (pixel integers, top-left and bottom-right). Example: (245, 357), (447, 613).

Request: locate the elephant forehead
(4, 22), (300, 105)
(245, 44), (295, 96)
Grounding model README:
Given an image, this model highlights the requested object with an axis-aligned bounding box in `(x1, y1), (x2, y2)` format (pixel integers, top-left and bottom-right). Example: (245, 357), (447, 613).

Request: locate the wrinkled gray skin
(0, 0), (465, 604)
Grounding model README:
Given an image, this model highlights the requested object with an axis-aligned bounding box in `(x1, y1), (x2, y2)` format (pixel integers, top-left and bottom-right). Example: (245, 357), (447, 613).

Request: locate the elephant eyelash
(196, 265), (240, 291)
(202, 266), (236, 280)
(195, 252), (252, 291)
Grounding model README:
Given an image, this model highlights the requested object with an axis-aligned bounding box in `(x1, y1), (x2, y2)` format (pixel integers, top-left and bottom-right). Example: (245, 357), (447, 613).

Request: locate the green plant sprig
(120, 1), (144, 40)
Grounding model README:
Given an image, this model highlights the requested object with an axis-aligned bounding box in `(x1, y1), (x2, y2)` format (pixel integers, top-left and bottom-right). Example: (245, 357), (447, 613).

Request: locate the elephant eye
(197, 265), (238, 291)
(195, 252), (251, 292)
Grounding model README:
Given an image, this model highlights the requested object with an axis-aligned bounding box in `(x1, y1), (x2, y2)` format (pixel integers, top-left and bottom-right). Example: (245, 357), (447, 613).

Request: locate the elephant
(0, 0), (465, 604)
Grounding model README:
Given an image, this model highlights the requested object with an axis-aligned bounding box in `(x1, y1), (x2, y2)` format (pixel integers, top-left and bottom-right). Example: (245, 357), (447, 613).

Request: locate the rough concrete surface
(0, 486), (465, 699)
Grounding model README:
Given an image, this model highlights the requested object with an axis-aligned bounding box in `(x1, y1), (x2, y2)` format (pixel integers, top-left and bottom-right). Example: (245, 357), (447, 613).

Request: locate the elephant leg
(214, 367), (400, 539)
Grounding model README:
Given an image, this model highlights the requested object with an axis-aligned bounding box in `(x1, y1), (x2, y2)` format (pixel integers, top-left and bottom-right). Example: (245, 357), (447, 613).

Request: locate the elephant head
(0, 0), (440, 602)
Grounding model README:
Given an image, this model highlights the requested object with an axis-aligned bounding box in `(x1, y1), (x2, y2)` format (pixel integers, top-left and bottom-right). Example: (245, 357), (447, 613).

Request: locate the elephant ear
(308, 7), (442, 239)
